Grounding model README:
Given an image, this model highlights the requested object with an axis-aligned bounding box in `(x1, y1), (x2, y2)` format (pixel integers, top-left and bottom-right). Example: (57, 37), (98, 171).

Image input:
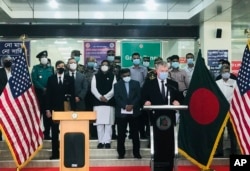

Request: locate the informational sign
(84, 41), (115, 65)
(231, 60), (241, 76)
(207, 49), (228, 76)
(0, 41), (30, 66)
(121, 41), (161, 68)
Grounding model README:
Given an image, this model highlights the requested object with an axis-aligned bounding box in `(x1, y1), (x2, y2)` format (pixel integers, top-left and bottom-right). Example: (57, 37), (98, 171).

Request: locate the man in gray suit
(67, 57), (88, 111)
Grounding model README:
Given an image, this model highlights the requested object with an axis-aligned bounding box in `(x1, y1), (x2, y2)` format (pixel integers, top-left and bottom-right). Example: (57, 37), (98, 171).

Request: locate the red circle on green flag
(189, 88), (219, 125)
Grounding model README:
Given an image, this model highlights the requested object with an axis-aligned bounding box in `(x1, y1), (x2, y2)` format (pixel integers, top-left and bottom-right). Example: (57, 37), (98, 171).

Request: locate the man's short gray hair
(155, 61), (168, 69)
(1, 55), (12, 65)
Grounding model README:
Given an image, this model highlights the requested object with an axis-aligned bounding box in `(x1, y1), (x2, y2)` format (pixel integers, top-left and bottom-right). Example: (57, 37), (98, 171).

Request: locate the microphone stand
(166, 83), (178, 171)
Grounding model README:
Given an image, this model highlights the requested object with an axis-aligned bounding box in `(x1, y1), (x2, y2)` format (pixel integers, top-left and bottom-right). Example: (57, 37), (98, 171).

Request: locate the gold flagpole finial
(19, 34), (28, 48)
(244, 29), (250, 48)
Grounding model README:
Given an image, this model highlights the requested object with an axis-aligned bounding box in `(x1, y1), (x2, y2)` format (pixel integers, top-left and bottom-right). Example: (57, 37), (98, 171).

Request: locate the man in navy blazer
(114, 68), (142, 159)
(142, 61), (181, 171)
(46, 60), (75, 160)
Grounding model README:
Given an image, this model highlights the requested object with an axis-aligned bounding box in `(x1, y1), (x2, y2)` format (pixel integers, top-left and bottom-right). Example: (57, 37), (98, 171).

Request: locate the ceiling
(0, 0), (249, 38)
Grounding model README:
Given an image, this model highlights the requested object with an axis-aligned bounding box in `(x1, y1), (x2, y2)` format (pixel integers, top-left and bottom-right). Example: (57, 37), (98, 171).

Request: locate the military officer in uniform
(113, 56), (121, 80)
(31, 50), (54, 140)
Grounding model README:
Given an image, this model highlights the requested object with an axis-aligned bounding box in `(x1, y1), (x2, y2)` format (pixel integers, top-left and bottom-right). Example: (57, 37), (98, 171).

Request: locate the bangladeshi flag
(178, 49), (229, 170)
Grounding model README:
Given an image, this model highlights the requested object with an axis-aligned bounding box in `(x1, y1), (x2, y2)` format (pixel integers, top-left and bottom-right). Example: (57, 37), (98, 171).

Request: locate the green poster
(121, 41), (161, 68)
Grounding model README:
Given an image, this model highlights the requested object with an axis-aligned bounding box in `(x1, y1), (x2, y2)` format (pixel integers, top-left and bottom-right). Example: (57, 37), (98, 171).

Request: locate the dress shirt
(216, 78), (236, 102)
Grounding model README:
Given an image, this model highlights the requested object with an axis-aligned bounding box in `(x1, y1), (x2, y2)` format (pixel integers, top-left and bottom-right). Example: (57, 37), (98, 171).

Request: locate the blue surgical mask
(107, 56), (115, 62)
(74, 56), (80, 63)
(87, 62), (95, 68)
(172, 62), (179, 69)
(123, 76), (131, 82)
(133, 59), (140, 65)
(159, 72), (168, 80)
(143, 61), (150, 67)
(221, 72), (230, 79)
(187, 58), (194, 64)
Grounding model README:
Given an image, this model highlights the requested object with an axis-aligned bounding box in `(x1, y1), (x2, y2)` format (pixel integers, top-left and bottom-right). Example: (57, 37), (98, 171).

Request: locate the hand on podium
(144, 101), (151, 106)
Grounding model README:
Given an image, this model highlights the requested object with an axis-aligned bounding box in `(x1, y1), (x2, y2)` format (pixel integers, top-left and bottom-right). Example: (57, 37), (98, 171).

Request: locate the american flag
(230, 44), (250, 154)
(0, 48), (43, 168)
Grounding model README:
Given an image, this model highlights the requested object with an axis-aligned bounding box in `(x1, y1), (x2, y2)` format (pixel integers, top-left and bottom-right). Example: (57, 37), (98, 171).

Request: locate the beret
(36, 50), (48, 58)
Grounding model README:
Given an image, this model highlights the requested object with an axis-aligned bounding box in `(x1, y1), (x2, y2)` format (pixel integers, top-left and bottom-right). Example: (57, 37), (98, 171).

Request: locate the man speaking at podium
(142, 61), (181, 171)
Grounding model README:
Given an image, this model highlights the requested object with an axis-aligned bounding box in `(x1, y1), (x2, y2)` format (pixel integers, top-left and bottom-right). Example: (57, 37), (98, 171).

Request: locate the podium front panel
(64, 132), (85, 168)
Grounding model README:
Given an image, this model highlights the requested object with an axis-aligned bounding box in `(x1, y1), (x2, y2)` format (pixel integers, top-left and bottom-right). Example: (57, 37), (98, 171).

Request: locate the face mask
(133, 59), (140, 65)
(107, 56), (114, 62)
(172, 62), (179, 69)
(3, 61), (12, 68)
(40, 57), (48, 65)
(115, 63), (121, 66)
(87, 62), (95, 68)
(101, 65), (109, 72)
(222, 72), (230, 79)
(74, 56), (80, 63)
(69, 63), (77, 70)
(57, 68), (65, 74)
(159, 72), (168, 80)
(123, 76), (131, 82)
(143, 61), (150, 67)
(187, 58), (194, 64)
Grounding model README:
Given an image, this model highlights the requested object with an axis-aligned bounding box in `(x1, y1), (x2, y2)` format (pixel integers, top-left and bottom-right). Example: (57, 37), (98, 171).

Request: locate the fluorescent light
(94, 12), (104, 19)
(54, 40), (67, 44)
(145, 0), (158, 11)
(49, 0), (59, 9)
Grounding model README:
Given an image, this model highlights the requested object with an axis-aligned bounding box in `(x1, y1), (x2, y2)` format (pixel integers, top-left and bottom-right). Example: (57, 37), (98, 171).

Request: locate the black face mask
(3, 61), (12, 68)
(57, 68), (65, 74)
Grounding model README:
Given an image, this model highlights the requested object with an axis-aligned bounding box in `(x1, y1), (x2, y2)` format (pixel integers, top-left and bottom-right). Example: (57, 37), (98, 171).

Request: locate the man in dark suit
(142, 61), (181, 171)
(114, 68), (142, 159)
(0, 55), (13, 141)
(46, 60), (75, 160)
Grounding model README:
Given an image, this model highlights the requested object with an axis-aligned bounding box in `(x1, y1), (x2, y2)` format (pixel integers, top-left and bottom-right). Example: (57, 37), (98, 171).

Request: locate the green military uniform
(32, 64), (54, 90)
(31, 50), (54, 140)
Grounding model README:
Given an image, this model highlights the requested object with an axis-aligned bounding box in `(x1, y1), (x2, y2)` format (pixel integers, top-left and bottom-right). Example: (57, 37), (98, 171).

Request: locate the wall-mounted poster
(0, 41), (30, 66)
(231, 60), (241, 76)
(121, 41), (161, 68)
(84, 41), (115, 65)
(207, 49), (228, 76)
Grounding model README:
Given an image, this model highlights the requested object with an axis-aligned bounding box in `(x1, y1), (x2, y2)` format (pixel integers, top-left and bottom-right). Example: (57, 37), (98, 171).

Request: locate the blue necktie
(161, 80), (165, 100)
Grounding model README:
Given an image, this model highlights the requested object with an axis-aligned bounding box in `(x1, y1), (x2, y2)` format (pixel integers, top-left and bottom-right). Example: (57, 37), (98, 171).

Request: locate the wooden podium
(53, 111), (96, 171)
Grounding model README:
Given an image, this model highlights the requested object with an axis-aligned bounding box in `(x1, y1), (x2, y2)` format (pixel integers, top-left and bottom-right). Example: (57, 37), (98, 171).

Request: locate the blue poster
(84, 41), (116, 65)
(207, 49), (228, 76)
(207, 50), (228, 66)
(0, 41), (30, 66)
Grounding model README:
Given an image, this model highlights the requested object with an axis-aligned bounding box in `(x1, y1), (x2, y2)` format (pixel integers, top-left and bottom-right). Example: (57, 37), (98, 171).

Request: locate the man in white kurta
(91, 60), (117, 149)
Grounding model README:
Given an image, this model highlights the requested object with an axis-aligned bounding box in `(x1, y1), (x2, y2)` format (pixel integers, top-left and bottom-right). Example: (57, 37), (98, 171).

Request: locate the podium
(52, 111), (96, 171)
(143, 105), (188, 171)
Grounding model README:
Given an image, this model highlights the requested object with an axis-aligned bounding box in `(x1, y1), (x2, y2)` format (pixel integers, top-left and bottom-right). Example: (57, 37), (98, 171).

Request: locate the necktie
(161, 80), (165, 100)
(72, 72), (75, 79)
(59, 76), (62, 85)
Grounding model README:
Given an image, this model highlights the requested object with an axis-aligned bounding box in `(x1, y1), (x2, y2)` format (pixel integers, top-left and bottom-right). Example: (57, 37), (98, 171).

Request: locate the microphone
(165, 83), (177, 91)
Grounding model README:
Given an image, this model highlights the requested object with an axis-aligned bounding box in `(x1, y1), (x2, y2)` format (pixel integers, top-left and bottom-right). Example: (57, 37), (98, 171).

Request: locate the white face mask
(143, 61), (150, 67)
(123, 76), (131, 82)
(101, 65), (109, 72)
(40, 57), (48, 65)
(69, 63), (77, 70)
